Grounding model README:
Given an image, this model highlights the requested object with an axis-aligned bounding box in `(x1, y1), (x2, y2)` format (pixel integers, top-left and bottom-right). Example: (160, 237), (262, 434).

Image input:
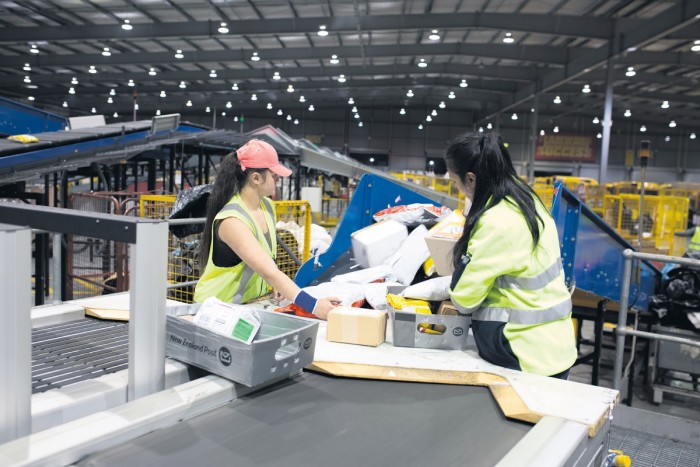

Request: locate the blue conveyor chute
(297, 176), (660, 312)
(0, 96), (67, 136)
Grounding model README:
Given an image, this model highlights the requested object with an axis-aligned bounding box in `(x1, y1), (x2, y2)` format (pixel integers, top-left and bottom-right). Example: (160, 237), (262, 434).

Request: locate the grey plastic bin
(166, 304), (319, 387)
(392, 309), (470, 350)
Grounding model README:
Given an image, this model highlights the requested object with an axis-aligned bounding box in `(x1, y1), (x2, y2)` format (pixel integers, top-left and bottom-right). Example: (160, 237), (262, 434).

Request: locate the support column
(599, 57), (615, 186)
(528, 96), (539, 183)
(0, 224), (32, 443)
(128, 221), (168, 400)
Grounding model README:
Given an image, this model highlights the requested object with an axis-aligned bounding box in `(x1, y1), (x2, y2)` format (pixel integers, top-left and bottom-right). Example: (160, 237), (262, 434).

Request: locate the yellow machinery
(658, 182), (700, 213)
(140, 195), (312, 303)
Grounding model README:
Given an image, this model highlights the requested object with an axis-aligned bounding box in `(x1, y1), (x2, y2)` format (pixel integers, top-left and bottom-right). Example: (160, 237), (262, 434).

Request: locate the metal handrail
(613, 249), (700, 391)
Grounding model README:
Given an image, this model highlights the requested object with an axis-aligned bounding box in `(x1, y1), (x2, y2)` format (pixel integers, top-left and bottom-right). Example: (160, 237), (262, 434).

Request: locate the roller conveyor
(32, 318), (128, 394)
(76, 371), (530, 467)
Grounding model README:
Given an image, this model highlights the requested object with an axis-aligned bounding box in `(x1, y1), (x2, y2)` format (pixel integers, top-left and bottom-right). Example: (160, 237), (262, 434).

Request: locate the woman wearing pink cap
(194, 139), (339, 319)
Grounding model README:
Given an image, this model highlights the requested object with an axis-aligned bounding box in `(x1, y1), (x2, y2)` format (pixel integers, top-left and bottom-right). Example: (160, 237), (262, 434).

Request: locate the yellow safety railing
(602, 193), (689, 255)
(139, 195), (312, 302)
(658, 182), (700, 213)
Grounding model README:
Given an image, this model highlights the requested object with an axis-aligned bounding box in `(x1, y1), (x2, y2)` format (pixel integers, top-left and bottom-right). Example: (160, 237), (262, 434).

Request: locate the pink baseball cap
(236, 139), (292, 177)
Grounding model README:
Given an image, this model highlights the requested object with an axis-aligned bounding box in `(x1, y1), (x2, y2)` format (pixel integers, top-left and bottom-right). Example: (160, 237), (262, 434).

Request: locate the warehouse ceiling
(0, 0), (699, 134)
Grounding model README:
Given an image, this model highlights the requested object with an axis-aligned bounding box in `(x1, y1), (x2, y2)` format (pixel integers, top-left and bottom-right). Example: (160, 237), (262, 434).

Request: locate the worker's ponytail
(198, 153), (249, 271)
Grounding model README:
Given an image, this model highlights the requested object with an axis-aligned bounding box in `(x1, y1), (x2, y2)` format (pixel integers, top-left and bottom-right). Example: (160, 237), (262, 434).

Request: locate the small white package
(364, 283), (389, 310)
(302, 282), (366, 307)
(382, 224), (431, 285)
(193, 297), (261, 345)
(402, 276), (452, 301)
(331, 265), (397, 284)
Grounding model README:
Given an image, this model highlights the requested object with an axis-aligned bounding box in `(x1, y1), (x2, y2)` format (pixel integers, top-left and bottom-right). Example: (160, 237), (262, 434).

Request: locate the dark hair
(445, 132), (546, 269)
(198, 153), (268, 270)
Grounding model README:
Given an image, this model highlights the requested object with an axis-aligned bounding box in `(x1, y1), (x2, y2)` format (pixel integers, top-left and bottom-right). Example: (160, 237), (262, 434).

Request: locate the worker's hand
(273, 289), (284, 304)
(313, 297), (341, 320)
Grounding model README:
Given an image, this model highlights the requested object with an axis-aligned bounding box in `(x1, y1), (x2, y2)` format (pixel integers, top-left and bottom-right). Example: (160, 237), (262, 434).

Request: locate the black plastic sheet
(168, 184), (212, 238)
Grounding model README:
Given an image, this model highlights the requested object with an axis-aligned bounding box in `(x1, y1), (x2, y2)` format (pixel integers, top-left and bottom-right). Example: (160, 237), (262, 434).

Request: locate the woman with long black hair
(194, 139), (338, 319)
(445, 132), (576, 378)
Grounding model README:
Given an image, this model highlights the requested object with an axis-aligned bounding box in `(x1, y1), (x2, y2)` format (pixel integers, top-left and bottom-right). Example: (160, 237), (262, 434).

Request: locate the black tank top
(212, 219), (272, 267)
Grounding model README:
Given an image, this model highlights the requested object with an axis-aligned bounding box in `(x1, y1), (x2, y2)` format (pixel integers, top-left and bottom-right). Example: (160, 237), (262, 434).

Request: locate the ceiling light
(267, 103), (273, 110)
(354, 113), (360, 119)
(661, 100), (669, 109)
(148, 68), (157, 76)
(406, 89), (414, 97)
(337, 74), (346, 83)
(68, 87), (75, 94)
(640, 125), (647, 132)
(221, 111), (226, 116)
(186, 100), (192, 107)
(329, 54), (339, 65)
(478, 127), (484, 133)
(179, 81), (186, 89)
(665, 136), (671, 142)
(429, 30), (440, 41)
(669, 120), (676, 128)
(88, 65), (97, 74)
(309, 105), (314, 111)
(597, 132), (602, 139)
(299, 95), (306, 102)
(174, 49), (184, 59)
(317, 25), (328, 36)
(121, 20), (132, 30)
(113, 112), (118, 118)
(625, 66), (636, 77)
(233, 116), (238, 122)
(209, 70), (217, 78)
(30, 44), (39, 54)
(418, 124), (423, 130)
(109, 89), (116, 96)
(232, 83), (239, 90)
(218, 22), (229, 34)
(426, 116), (432, 122)
(487, 122), (492, 129)
(448, 91), (455, 99)
(540, 129), (545, 136)
(107, 97), (113, 103)
(287, 114), (292, 121)
(287, 84), (295, 93)
(531, 108), (535, 112)
(277, 109), (283, 116)
(691, 40), (700, 52)
(690, 133), (697, 140)
(553, 95), (561, 104)
(582, 84), (591, 93)
(27, 96), (34, 101)
(71, 77), (79, 85)
(553, 126), (559, 133)
(102, 47), (111, 57)
(431, 109), (437, 116)
(251, 93), (257, 100)
(593, 117), (600, 124)
(348, 98), (354, 105)
(624, 109), (631, 117)
(23, 63), (31, 71)
(251, 52), (260, 61)
(294, 119), (299, 125)
(206, 106), (210, 113)
(417, 58), (427, 68)
(91, 107), (97, 114)
(511, 113), (518, 120)
(439, 101), (446, 109)
(135, 104), (139, 110)
(62, 101), (68, 108)
(226, 101), (232, 108)
(160, 90), (166, 97)
(23, 76), (31, 83)
(503, 32), (515, 44)
(399, 108), (406, 115)
(459, 79), (468, 88)
(273, 71), (281, 80)
(351, 106), (358, 113)
(369, 158), (374, 163)
(358, 122), (363, 127)
(128, 79), (135, 86)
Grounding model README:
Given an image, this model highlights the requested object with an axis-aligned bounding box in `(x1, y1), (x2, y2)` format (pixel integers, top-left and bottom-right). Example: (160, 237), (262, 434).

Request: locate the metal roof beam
(0, 13), (615, 43)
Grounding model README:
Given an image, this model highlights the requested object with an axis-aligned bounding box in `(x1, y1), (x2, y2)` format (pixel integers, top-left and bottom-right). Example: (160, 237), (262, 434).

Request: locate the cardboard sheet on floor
(69, 292), (185, 321)
(309, 323), (618, 437)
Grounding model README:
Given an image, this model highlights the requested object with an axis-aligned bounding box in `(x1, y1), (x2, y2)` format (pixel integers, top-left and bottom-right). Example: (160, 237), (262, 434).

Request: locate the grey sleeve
(674, 227), (696, 237)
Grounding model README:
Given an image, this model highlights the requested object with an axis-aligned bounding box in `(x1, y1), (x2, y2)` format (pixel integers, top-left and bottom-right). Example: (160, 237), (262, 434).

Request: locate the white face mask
(462, 196), (473, 217)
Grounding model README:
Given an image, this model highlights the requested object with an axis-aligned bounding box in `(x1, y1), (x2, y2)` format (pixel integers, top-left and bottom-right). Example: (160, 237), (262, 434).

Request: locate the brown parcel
(327, 306), (387, 347)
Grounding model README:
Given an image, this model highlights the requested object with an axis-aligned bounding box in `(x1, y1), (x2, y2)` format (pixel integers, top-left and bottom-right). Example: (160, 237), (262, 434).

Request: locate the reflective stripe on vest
(495, 258), (563, 291)
(472, 296), (572, 325)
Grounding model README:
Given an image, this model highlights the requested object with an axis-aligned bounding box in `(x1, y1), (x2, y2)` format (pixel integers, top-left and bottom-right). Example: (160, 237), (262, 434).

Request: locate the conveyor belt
(32, 318), (128, 394)
(77, 371), (529, 466)
(609, 426), (700, 467)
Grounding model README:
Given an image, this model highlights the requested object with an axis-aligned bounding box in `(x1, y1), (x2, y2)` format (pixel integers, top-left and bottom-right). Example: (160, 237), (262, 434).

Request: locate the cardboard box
(351, 219), (408, 269)
(166, 304), (319, 387)
(327, 306), (387, 347)
(437, 300), (460, 316)
(424, 212), (465, 276)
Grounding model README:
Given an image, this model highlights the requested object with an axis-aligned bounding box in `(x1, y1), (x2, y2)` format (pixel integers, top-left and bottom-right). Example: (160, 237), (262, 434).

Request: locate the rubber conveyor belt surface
(32, 318), (128, 394)
(77, 371), (529, 466)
